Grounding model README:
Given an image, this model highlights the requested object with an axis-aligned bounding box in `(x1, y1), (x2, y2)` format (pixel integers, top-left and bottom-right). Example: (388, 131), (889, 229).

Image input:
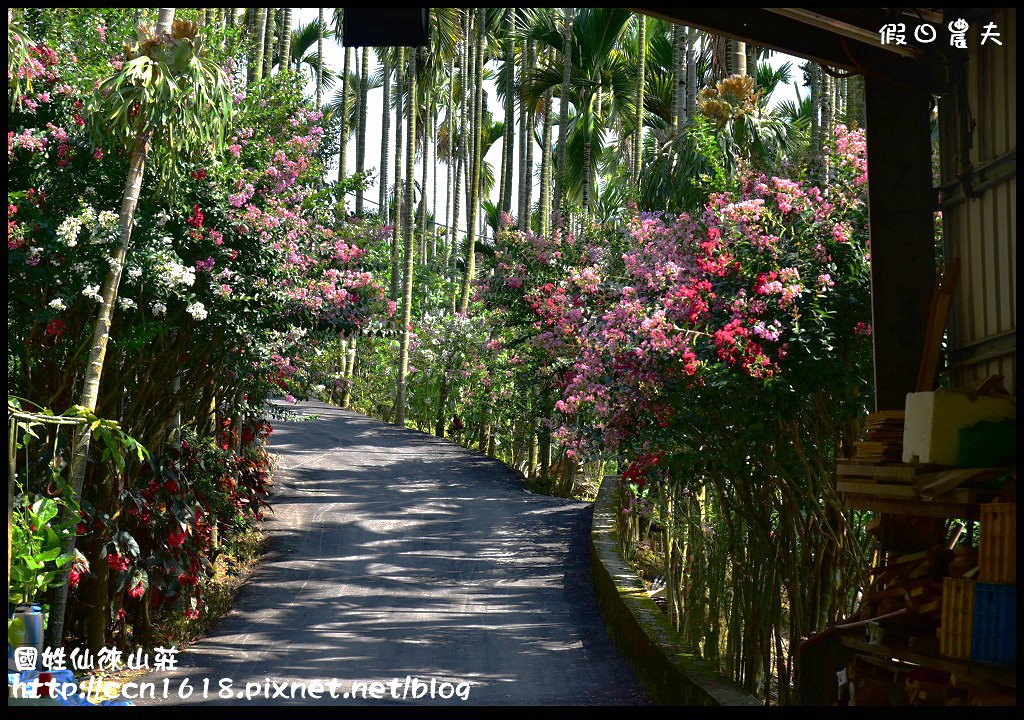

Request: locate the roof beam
(634, 7), (944, 89)
(766, 8), (922, 59)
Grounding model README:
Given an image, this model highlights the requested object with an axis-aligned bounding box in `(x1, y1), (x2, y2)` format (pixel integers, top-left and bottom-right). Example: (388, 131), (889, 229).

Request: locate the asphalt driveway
(138, 400), (647, 705)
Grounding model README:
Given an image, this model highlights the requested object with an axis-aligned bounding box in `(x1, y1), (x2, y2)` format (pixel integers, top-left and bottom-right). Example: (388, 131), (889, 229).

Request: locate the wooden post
(864, 77), (936, 411)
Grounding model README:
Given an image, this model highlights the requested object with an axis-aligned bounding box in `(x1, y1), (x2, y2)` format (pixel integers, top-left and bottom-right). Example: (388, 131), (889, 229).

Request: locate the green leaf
(115, 531), (140, 557)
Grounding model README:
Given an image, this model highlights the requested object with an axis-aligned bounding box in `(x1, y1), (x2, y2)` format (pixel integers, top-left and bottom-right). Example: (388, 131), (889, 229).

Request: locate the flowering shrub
(481, 129), (873, 696)
(7, 9), (384, 647)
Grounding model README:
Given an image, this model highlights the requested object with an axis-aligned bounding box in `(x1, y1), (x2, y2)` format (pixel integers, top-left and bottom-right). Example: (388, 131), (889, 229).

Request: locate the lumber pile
(850, 411), (905, 464)
(860, 547), (952, 623)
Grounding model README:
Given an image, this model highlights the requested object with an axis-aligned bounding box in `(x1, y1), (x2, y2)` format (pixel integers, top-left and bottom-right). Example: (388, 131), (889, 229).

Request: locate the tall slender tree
(685, 27), (697, 120)
(395, 48), (418, 426)
(338, 45), (351, 192)
(632, 14), (646, 189)
(554, 7), (573, 215)
(539, 66), (554, 237)
(262, 8), (275, 79)
(391, 48), (405, 299)
(443, 57), (453, 271)
(459, 8), (485, 313)
(279, 8), (293, 74)
(672, 24), (685, 131)
(49, 9), (231, 649)
(449, 12), (468, 308)
(316, 8), (324, 105)
(500, 9), (516, 216)
(808, 62), (821, 183)
(522, 40), (536, 229)
(249, 8), (267, 84)
(378, 51), (391, 219)
(355, 48), (368, 213)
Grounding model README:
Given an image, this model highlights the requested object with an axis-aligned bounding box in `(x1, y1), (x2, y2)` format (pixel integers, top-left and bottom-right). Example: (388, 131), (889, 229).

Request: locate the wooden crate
(939, 578), (974, 659)
(978, 502), (1016, 583)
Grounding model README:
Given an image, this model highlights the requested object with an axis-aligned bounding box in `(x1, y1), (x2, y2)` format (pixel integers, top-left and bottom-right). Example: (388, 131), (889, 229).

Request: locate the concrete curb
(590, 474), (761, 706)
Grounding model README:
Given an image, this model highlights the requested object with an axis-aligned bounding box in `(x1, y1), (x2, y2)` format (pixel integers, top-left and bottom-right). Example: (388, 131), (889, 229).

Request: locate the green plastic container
(958, 420), (1016, 467)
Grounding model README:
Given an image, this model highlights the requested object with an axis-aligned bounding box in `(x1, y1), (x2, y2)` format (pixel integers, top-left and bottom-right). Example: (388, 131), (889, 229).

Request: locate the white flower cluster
(97, 210), (119, 230)
(48, 298), (67, 311)
(151, 302), (167, 316)
(82, 284), (102, 302)
(186, 301), (208, 320)
(161, 260), (196, 288)
(127, 265), (143, 280)
(117, 297), (137, 310)
(56, 216), (85, 247)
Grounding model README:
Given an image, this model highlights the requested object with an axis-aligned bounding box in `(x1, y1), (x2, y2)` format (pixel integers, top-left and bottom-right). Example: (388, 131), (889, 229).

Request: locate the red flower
(183, 608), (200, 621)
(69, 567), (82, 588)
(129, 581), (145, 599)
(167, 530), (186, 548)
(186, 204), (204, 228)
(106, 553), (129, 572)
(45, 318), (65, 339)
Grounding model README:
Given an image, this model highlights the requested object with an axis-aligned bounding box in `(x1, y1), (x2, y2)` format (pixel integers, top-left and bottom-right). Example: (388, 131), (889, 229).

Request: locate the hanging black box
(342, 8), (429, 48)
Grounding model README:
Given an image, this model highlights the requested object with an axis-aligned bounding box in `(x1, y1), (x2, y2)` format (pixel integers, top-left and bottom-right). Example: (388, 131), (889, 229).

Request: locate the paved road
(141, 401), (648, 705)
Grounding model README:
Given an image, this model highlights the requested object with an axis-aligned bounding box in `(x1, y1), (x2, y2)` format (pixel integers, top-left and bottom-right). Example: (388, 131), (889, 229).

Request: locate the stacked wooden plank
(836, 465), (1002, 515)
(861, 549), (948, 622)
(850, 411), (906, 464)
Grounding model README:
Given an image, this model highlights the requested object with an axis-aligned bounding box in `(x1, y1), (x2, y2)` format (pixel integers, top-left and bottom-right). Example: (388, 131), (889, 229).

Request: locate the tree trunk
(420, 92), (430, 259)
(262, 8), (274, 79)
(685, 28), (697, 122)
(465, 32), (477, 220)
(316, 8), (324, 105)
(435, 375), (448, 437)
(500, 10), (516, 216)
(337, 47), (350, 198)
(459, 9), (485, 313)
(391, 50), (404, 299)
(539, 425), (551, 483)
(672, 24), (685, 131)
(341, 337), (357, 408)
(539, 80), (553, 237)
(517, 39), (530, 227)
(733, 39), (746, 76)
(395, 48), (417, 426)
(823, 68), (834, 184)
(582, 100), (592, 213)
(522, 41), (536, 231)
(450, 16), (467, 309)
(356, 47), (369, 214)
(279, 8), (293, 75)
(249, 7), (266, 84)
(443, 59), (453, 274)
(555, 7), (573, 214)
(808, 63), (820, 183)
(47, 9), (175, 649)
(632, 15), (646, 189)
(379, 53), (391, 219)
(85, 476), (113, 653)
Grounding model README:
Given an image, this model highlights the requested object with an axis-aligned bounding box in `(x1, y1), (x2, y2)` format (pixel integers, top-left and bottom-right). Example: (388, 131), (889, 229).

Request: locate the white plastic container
(902, 388), (1015, 466)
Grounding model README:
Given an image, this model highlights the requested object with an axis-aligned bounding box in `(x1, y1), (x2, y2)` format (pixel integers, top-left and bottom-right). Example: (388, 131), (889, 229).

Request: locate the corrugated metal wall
(939, 8), (1016, 393)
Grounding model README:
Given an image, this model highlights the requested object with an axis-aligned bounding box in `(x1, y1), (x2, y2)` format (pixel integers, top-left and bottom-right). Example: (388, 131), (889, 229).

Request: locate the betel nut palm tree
(47, 9), (233, 649)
